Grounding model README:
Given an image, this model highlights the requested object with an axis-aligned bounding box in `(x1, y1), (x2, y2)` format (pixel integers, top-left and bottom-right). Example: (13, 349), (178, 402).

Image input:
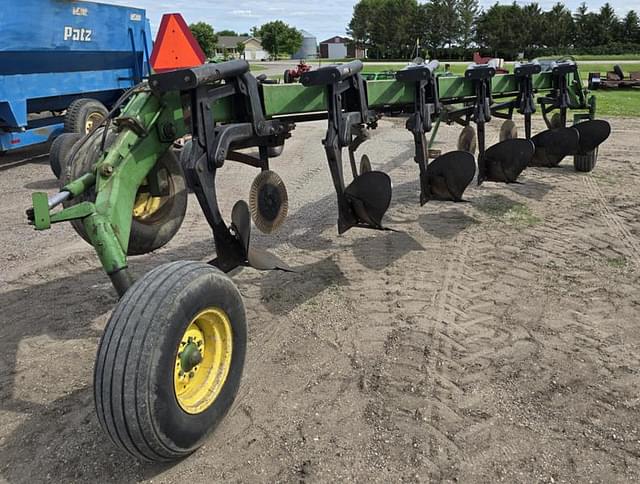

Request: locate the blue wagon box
(0, 0), (152, 152)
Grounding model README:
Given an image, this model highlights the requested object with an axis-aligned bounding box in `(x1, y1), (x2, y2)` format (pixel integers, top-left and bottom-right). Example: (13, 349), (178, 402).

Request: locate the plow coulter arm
(24, 56), (614, 463)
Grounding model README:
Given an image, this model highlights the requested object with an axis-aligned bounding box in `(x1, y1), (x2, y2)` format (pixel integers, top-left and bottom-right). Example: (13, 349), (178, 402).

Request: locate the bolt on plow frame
(26, 56), (610, 461)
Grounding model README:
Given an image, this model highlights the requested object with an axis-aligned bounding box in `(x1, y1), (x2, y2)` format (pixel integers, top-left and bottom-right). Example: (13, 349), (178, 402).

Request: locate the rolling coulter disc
(530, 127), (580, 167)
(360, 154), (372, 174)
(457, 125), (477, 154)
(425, 150), (476, 202)
(484, 139), (535, 183)
(343, 171), (392, 230)
(249, 170), (288, 234)
(499, 120), (518, 142)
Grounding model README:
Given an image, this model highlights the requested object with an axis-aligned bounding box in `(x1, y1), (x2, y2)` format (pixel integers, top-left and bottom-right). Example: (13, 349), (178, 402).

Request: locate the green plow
(27, 57), (610, 462)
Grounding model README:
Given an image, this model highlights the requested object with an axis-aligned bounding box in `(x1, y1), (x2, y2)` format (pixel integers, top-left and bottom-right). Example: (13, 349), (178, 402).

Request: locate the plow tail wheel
(574, 148), (598, 172)
(94, 261), (247, 462)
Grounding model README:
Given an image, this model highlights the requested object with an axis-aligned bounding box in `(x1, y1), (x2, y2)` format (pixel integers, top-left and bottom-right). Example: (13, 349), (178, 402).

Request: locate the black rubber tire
(574, 148), (598, 172)
(267, 144), (284, 158)
(283, 69), (292, 84)
(49, 132), (82, 178)
(94, 261), (247, 462)
(64, 98), (109, 134)
(63, 128), (188, 256)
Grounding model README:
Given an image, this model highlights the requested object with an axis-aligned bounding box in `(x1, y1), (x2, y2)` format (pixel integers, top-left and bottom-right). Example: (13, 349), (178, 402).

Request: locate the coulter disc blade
(457, 125), (477, 154)
(425, 150), (476, 202)
(344, 171), (392, 229)
(530, 127), (580, 167)
(249, 170), (289, 234)
(485, 139), (535, 183)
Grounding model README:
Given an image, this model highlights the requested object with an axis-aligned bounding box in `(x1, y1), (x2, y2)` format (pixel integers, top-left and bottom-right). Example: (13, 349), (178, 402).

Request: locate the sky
(106, 0), (638, 41)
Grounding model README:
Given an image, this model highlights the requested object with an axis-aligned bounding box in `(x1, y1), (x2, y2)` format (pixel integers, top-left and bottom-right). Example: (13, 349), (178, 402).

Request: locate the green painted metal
(29, 63), (594, 284)
(262, 83), (326, 117)
(366, 80), (414, 107)
(31, 192), (50, 230)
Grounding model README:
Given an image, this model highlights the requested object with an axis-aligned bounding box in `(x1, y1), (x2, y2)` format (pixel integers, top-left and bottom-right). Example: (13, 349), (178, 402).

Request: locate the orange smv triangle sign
(150, 13), (207, 73)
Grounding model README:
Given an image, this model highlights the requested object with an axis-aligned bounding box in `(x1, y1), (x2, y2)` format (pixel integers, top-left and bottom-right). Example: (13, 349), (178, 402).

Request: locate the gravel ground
(1, 117), (639, 483)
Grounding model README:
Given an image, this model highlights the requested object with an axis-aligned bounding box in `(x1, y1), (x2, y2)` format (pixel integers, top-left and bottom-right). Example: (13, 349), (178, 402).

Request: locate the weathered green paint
(83, 213), (128, 274)
(32, 192), (50, 230)
(64, 173), (96, 198)
(262, 83), (326, 117)
(30, 65), (594, 285)
(366, 80), (414, 107)
(50, 202), (94, 224)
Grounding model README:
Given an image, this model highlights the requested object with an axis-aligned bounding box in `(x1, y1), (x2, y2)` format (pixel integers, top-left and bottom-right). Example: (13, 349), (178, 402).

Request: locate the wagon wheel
(95, 261), (247, 461)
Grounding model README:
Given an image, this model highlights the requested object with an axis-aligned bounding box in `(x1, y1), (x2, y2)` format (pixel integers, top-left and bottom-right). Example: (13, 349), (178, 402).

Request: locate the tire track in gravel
(582, 174), (640, 267)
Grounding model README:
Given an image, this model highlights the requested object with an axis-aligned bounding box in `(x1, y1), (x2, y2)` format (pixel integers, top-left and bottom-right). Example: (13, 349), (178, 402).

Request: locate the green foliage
(348, 0), (421, 59)
(189, 22), (218, 58)
(217, 29), (238, 36)
(458, 0), (479, 49)
(256, 21), (303, 57)
(349, 0), (640, 60)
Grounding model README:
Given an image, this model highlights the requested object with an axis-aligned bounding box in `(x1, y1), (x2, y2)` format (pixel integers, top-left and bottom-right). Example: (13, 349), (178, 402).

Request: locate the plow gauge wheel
(94, 261), (246, 461)
(249, 170), (289, 234)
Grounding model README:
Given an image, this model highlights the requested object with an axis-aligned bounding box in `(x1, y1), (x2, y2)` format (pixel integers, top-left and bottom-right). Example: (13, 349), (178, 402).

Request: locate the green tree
(476, 3), (523, 57)
(189, 22), (218, 58)
(256, 21), (303, 58)
(543, 3), (574, 50)
(457, 0), (479, 50)
(236, 41), (246, 59)
(348, 0), (420, 59)
(621, 10), (640, 43)
(217, 29), (238, 37)
(598, 3), (620, 45)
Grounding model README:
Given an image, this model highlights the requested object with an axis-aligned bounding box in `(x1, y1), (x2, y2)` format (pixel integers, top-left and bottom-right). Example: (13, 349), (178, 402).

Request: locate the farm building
(291, 30), (318, 60)
(216, 36), (268, 61)
(319, 36), (365, 59)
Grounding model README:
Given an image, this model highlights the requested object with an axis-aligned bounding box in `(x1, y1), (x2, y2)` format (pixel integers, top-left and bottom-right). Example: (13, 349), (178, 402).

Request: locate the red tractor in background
(283, 60), (312, 83)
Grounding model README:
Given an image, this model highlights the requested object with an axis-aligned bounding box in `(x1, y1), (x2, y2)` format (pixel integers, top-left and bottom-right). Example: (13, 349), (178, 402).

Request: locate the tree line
(348, 0), (640, 60)
(189, 21), (303, 59)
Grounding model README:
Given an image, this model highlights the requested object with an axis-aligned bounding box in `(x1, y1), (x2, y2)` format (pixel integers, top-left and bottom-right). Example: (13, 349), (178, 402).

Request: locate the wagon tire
(64, 98), (109, 134)
(94, 261), (247, 462)
(50, 132), (82, 179)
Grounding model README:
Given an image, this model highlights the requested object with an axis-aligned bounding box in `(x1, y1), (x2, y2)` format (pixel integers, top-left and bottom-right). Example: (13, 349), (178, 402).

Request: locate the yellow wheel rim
(132, 192), (165, 220)
(85, 112), (104, 133)
(174, 307), (233, 415)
